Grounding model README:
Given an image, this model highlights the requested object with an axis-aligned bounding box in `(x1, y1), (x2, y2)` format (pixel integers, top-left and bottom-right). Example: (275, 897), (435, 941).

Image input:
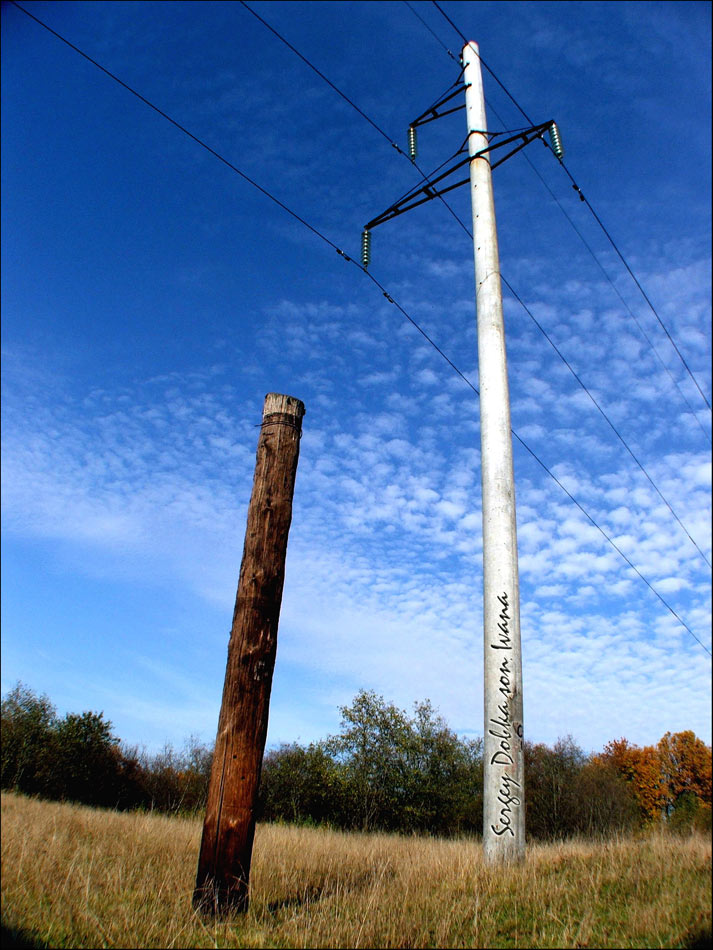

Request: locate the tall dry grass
(2, 791), (710, 948)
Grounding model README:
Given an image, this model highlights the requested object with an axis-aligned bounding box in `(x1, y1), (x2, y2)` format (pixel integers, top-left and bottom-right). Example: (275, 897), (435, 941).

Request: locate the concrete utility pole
(194, 392), (305, 915)
(463, 41), (525, 863)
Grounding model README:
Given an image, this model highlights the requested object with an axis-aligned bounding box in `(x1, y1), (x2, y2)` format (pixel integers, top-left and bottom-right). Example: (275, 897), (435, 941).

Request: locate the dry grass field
(1, 791), (711, 949)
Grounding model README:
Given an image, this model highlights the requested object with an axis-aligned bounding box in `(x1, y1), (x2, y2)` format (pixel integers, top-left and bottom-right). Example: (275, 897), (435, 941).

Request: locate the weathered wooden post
(193, 392), (305, 915)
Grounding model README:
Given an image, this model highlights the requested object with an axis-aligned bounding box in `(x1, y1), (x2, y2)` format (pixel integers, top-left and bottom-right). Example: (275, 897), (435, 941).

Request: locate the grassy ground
(1, 791), (711, 949)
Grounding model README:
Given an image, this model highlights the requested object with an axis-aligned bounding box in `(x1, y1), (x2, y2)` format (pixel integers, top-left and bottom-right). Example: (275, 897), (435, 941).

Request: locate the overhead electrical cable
(10, 1), (710, 657)
(238, 0), (409, 159)
(360, 280), (710, 663)
(239, 1), (711, 572)
(431, 1), (468, 46)
(474, 71), (712, 446)
(500, 275), (712, 569)
(516, 149), (713, 447)
(7, 4), (339, 254)
(403, 0), (459, 62)
(239, 0), (474, 243)
(430, 0), (713, 417)
(432, 0), (539, 129)
(558, 159), (712, 414)
(408, 8), (712, 449)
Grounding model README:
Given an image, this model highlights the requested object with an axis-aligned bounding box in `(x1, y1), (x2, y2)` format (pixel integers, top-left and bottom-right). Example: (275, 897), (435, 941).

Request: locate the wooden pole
(193, 392), (305, 915)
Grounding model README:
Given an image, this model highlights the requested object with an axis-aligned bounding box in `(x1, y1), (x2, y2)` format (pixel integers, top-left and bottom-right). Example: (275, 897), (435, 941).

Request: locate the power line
(430, 0), (713, 417)
(402, 9), (713, 447)
(516, 148), (713, 448)
(405, 7), (712, 563)
(510, 430), (712, 658)
(7, 3), (338, 254)
(559, 160), (712, 414)
(469, 72), (712, 446)
(431, 1), (467, 46)
(237, 1), (710, 572)
(9, 2), (710, 657)
(500, 275), (712, 570)
(432, 1), (539, 130)
(402, 1), (458, 62)
(238, 0), (408, 159)
(240, 0), (469, 248)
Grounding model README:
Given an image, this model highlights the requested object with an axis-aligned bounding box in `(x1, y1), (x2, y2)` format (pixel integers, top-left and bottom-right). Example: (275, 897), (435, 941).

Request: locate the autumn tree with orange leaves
(658, 731), (712, 816)
(599, 739), (666, 823)
(600, 731), (712, 827)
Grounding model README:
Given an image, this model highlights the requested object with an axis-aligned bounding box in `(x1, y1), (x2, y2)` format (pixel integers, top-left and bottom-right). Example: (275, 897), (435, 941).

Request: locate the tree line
(2, 683), (710, 839)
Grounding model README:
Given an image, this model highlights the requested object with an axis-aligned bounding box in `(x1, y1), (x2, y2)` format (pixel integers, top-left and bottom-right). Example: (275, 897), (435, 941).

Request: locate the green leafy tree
(322, 691), (484, 835)
(1, 682), (57, 795)
(326, 690), (414, 831)
(49, 710), (122, 806)
(259, 742), (344, 825)
(525, 736), (588, 839)
(573, 757), (638, 836)
(401, 700), (483, 835)
(113, 743), (149, 810)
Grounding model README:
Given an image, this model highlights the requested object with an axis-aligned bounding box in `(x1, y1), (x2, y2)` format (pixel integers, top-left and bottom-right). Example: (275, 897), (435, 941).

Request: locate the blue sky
(2, 0), (711, 757)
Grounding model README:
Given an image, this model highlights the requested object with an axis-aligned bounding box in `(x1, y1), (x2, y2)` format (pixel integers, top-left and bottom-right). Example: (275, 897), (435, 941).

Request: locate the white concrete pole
(463, 41), (525, 863)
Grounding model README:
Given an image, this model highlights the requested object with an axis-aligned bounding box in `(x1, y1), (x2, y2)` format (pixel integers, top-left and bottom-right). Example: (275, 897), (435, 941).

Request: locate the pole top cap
(263, 393), (306, 420)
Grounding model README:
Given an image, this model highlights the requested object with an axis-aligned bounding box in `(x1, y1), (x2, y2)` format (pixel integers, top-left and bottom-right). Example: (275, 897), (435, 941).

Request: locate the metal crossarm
(488, 122), (553, 170)
(410, 85), (466, 128)
(365, 154), (471, 229)
(365, 121), (553, 231)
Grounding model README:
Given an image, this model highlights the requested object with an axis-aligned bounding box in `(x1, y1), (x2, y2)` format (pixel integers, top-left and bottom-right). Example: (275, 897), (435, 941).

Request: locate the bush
(50, 711), (123, 806)
(524, 736), (638, 839)
(259, 742), (344, 826)
(1, 683), (131, 807)
(259, 692), (484, 836)
(133, 737), (213, 814)
(668, 792), (713, 836)
(3, 682), (710, 843)
(1, 683), (57, 796)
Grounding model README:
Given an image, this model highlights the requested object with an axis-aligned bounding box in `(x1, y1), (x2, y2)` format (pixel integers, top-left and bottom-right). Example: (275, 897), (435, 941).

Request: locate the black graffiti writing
(498, 658), (511, 701)
(490, 591), (512, 650)
(489, 695), (514, 765)
(488, 590), (522, 838)
(490, 773), (521, 837)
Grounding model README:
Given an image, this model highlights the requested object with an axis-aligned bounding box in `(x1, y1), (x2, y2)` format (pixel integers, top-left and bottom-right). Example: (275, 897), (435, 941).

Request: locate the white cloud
(2, 0), (710, 754)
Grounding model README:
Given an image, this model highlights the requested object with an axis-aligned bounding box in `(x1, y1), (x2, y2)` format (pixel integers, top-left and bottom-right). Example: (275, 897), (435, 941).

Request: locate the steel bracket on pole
(409, 84), (467, 128)
(364, 121), (554, 231)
